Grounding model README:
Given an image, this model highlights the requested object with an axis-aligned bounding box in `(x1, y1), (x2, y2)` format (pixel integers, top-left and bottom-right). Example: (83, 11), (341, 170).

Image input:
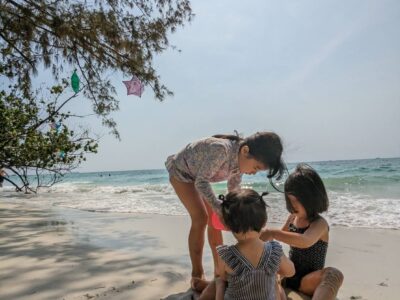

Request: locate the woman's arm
(262, 217), (328, 248)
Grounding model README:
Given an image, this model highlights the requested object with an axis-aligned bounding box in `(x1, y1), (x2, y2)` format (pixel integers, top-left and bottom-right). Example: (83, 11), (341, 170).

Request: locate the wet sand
(0, 200), (399, 299)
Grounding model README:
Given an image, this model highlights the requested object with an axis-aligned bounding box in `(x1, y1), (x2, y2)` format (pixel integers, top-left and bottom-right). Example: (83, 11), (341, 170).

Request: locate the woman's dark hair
(220, 189), (267, 233)
(284, 164), (329, 221)
(213, 131), (285, 180)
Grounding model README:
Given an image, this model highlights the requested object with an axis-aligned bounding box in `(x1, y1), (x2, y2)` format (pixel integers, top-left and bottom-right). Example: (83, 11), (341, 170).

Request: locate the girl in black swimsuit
(261, 164), (344, 300)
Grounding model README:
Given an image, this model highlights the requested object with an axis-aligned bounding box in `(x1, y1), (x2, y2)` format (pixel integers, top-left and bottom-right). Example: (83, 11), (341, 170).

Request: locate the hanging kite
(58, 150), (65, 159)
(123, 75), (144, 97)
(50, 122), (62, 133)
(71, 70), (80, 93)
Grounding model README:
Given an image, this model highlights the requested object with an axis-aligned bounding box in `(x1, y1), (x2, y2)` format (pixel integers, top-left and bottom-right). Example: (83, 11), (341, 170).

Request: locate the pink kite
(123, 75), (144, 97)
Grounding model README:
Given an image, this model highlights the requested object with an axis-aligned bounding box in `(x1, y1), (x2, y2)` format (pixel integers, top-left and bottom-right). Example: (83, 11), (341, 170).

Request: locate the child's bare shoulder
(310, 216), (329, 231)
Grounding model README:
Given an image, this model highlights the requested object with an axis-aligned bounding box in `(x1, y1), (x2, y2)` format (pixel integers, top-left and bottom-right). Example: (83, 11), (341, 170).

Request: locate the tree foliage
(0, 81), (98, 193)
(0, 0), (193, 136)
(0, 0), (192, 192)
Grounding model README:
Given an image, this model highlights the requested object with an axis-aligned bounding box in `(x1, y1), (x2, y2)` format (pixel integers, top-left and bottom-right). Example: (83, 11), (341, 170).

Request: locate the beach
(1, 199), (399, 300)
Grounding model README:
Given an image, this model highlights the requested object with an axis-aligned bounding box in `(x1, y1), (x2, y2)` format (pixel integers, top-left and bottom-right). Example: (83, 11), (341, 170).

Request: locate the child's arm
(194, 144), (229, 212)
(261, 215), (294, 241)
(216, 256), (227, 300)
(227, 174), (242, 192)
(215, 277), (226, 300)
(281, 214), (295, 231)
(261, 217), (328, 248)
(278, 253), (295, 278)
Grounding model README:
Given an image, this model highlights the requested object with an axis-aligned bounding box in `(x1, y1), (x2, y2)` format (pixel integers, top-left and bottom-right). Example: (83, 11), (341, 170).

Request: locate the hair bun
(260, 191), (270, 207)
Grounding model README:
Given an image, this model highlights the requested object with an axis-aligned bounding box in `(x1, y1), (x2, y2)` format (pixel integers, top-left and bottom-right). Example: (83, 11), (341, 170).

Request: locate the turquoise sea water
(2, 157), (400, 229)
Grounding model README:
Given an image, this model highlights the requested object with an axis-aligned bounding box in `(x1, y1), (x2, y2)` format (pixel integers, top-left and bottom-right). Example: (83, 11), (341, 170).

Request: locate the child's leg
(276, 277), (287, 300)
(170, 176), (208, 281)
(298, 268), (343, 300)
(298, 270), (323, 296)
(204, 200), (223, 276)
(311, 267), (343, 300)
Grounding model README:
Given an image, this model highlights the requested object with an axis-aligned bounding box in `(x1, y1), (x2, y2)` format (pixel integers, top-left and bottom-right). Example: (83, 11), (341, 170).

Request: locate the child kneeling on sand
(197, 189), (294, 300)
(261, 164), (344, 300)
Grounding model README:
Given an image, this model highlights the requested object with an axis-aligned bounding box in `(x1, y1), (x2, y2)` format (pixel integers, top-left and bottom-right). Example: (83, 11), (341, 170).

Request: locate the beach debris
(162, 271), (184, 280)
(71, 70), (80, 93)
(92, 286), (106, 290)
(378, 281), (388, 287)
(132, 280), (135, 284)
(123, 75), (144, 97)
(83, 293), (95, 299)
(350, 296), (362, 299)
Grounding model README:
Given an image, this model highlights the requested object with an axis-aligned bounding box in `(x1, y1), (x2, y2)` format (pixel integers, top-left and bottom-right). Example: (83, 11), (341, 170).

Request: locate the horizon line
(77, 156), (400, 174)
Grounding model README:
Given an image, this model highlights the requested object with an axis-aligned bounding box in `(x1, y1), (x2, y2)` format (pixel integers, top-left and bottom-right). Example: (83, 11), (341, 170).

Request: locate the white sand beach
(0, 200), (399, 300)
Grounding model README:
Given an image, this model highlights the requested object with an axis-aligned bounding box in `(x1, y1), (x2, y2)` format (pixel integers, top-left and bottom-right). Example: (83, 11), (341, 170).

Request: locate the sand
(0, 200), (399, 300)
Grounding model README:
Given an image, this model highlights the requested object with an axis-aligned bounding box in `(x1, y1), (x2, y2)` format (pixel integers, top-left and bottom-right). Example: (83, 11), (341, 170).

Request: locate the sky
(7, 0), (400, 172)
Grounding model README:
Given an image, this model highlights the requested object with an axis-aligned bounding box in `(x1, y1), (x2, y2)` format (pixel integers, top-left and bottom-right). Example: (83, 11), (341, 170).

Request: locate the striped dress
(217, 241), (283, 300)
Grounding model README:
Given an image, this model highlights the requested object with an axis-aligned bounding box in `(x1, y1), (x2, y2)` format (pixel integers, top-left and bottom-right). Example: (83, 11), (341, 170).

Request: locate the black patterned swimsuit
(285, 222), (328, 290)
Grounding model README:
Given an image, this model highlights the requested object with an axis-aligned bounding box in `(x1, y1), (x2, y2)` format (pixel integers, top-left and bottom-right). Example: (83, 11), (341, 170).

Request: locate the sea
(2, 157), (400, 230)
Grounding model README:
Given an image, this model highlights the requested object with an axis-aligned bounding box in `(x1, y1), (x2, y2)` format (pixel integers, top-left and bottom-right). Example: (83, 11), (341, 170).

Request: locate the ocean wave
(43, 182), (175, 195)
(2, 158), (400, 229)
(4, 186), (399, 229)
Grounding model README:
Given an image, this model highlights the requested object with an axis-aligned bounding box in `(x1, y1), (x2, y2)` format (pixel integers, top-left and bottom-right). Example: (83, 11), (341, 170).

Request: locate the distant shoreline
(76, 156), (400, 174)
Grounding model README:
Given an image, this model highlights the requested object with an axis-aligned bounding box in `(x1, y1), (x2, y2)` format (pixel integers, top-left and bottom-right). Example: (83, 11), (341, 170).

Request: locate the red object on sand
(211, 211), (228, 231)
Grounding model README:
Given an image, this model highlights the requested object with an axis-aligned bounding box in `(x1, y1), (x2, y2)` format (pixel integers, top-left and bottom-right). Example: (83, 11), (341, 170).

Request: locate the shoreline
(1, 199), (399, 299)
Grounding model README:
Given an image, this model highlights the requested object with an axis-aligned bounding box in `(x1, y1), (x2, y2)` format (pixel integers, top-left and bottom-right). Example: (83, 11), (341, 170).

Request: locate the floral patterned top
(165, 137), (242, 212)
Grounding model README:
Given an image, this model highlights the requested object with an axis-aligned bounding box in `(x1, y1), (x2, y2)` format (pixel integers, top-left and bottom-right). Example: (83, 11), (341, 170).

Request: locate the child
(260, 164), (344, 300)
(198, 189), (294, 300)
(165, 132), (285, 290)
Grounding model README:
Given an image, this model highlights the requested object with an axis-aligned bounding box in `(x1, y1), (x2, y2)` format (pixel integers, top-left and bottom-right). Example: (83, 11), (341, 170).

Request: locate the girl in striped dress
(261, 164), (344, 300)
(165, 132), (285, 291)
(199, 189), (295, 300)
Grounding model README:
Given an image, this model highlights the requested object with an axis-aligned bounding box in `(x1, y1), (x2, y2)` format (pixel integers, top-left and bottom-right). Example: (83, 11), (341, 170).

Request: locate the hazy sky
(7, 0), (400, 172)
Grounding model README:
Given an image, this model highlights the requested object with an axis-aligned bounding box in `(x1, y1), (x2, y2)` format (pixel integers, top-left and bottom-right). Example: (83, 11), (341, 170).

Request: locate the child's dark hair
(220, 189), (268, 233)
(213, 131), (285, 180)
(284, 164), (329, 221)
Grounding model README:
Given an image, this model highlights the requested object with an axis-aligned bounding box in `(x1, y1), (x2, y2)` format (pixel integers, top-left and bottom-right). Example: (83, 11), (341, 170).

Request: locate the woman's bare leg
(204, 200), (223, 276)
(170, 176), (208, 280)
